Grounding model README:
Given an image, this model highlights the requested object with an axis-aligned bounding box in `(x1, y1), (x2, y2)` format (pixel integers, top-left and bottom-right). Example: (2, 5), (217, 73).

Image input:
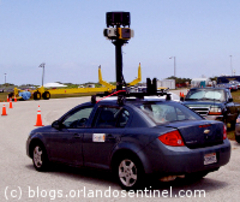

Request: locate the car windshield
(185, 89), (225, 102)
(137, 101), (202, 124)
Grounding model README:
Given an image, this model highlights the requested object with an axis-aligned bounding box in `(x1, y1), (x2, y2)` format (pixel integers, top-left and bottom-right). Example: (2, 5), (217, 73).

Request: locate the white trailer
(157, 79), (176, 89)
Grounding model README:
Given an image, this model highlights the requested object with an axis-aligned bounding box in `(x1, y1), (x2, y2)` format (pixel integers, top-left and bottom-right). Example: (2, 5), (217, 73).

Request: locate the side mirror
(228, 98), (233, 102)
(52, 120), (62, 130)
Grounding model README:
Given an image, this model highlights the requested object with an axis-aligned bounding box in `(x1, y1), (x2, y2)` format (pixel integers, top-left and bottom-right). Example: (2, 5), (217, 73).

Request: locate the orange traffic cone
(14, 96), (17, 102)
(1, 103), (7, 116)
(35, 105), (44, 126)
(7, 95), (9, 102)
(180, 92), (182, 97)
(9, 99), (13, 109)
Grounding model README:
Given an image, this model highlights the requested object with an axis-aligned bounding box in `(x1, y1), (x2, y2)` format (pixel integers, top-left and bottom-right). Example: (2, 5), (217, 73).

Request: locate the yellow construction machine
(12, 64), (141, 100)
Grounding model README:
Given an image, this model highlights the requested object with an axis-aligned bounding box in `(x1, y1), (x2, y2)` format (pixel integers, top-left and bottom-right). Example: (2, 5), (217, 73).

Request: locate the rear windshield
(137, 101), (202, 124)
(185, 89), (226, 102)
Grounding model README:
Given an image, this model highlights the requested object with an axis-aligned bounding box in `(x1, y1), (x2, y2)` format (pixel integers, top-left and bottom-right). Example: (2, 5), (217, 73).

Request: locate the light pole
(169, 56), (176, 77)
(229, 55), (233, 76)
(39, 63), (45, 86)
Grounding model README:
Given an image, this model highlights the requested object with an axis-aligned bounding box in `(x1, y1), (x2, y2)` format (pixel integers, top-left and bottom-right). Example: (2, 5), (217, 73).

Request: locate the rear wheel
(42, 91), (51, 100)
(32, 144), (49, 171)
(114, 155), (145, 190)
(8, 92), (14, 99)
(33, 91), (41, 100)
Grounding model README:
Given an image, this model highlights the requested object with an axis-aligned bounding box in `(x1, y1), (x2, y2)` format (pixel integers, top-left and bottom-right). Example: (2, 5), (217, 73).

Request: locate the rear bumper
(139, 139), (231, 176)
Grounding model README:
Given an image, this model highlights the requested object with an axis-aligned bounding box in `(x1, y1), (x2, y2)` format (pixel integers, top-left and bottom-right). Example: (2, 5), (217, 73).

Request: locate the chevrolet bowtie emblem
(204, 129), (210, 134)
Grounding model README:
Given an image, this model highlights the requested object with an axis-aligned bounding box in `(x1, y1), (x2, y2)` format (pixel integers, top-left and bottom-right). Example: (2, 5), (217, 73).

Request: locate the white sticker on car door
(92, 133), (106, 142)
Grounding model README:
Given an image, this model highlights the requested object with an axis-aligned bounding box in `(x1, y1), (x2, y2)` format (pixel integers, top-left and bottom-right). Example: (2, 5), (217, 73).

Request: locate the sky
(0, 0), (240, 86)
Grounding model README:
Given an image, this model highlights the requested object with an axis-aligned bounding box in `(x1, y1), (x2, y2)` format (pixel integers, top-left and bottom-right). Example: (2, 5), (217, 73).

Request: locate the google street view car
(26, 89), (231, 190)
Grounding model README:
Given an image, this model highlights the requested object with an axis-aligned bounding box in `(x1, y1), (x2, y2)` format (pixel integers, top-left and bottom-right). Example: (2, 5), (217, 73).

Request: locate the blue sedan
(26, 96), (231, 190)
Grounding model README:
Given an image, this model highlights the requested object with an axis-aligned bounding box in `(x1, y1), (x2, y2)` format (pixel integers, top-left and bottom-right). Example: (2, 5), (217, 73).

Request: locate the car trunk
(165, 120), (224, 149)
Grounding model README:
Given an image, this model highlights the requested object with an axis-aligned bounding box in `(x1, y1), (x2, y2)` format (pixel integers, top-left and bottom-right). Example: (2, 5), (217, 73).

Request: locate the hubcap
(118, 159), (137, 187)
(33, 146), (43, 168)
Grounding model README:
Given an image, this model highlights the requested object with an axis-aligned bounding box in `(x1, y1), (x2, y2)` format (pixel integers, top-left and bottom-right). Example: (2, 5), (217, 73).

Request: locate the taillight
(158, 130), (185, 146)
(223, 125), (227, 140)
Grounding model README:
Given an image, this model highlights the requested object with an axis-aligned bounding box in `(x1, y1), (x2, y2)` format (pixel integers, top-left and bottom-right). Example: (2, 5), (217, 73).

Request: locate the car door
(46, 105), (94, 166)
(83, 106), (131, 169)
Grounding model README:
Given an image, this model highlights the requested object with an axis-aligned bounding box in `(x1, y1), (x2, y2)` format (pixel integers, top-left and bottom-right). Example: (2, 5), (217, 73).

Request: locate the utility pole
(230, 55), (233, 76)
(169, 56), (176, 77)
(4, 73), (6, 84)
(39, 63), (45, 86)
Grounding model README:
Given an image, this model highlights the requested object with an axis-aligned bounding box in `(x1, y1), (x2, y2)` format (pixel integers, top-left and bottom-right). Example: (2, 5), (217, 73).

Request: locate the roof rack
(91, 87), (171, 105)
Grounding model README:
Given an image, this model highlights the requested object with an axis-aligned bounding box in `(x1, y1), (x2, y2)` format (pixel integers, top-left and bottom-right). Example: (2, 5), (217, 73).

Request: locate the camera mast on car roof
(94, 12), (170, 104)
(103, 12), (133, 91)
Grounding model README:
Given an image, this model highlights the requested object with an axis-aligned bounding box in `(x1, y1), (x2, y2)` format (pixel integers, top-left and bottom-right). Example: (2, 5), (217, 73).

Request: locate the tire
(8, 92), (14, 99)
(42, 91), (51, 100)
(114, 154), (145, 190)
(231, 120), (236, 130)
(33, 91), (41, 100)
(235, 135), (240, 143)
(32, 144), (49, 171)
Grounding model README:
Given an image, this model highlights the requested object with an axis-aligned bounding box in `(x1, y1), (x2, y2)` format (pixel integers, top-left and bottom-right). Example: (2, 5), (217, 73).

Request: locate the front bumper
(202, 114), (224, 121)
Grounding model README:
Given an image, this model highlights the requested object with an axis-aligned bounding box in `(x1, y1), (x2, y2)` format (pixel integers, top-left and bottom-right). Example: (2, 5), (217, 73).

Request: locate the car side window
(116, 109), (130, 128)
(93, 107), (130, 128)
(62, 107), (93, 128)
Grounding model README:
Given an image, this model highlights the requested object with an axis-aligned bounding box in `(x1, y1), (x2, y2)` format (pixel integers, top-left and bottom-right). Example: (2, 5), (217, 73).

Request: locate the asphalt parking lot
(1, 94), (240, 201)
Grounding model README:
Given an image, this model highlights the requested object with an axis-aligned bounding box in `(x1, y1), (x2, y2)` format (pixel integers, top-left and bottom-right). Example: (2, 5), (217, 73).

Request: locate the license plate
(204, 153), (217, 165)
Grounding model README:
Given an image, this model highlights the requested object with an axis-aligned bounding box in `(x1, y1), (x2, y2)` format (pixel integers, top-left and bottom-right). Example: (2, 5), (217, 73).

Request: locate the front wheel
(235, 135), (240, 143)
(32, 144), (49, 171)
(114, 155), (145, 190)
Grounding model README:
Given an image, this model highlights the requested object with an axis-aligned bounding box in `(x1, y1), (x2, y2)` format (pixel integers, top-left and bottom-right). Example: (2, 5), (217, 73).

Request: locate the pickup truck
(182, 87), (240, 129)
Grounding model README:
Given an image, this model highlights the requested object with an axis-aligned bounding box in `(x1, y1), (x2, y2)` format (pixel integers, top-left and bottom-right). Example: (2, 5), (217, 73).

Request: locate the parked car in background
(229, 80), (240, 89)
(26, 94), (231, 190)
(145, 92), (181, 102)
(216, 83), (238, 91)
(182, 87), (240, 129)
(228, 82), (238, 91)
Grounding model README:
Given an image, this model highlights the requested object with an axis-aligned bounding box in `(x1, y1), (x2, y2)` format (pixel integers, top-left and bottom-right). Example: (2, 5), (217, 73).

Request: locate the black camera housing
(106, 12), (130, 27)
